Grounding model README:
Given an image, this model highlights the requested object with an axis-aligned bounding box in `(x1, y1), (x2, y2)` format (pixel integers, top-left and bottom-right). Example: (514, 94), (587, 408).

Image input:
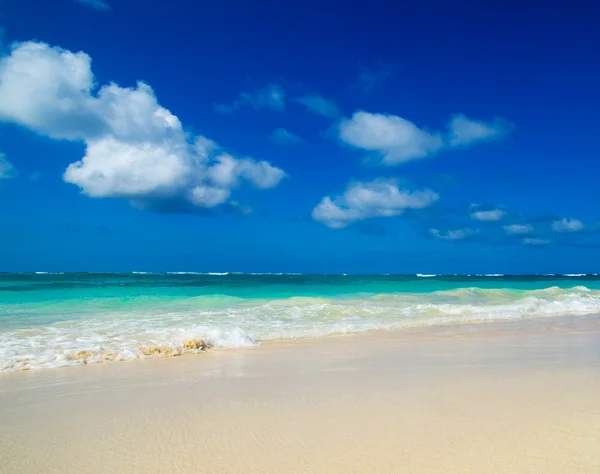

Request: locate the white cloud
(214, 84), (285, 114)
(269, 128), (303, 145)
(205, 153), (285, 190)
(293, 94), (340, 118)
(504, 224), (533, 235)
(64, 137), (192, 199)
(237, 159), (286, 189)
(75, 0), (111, 11)
(552, 218), (584, 232)
(0, 153), (17, 180)
(338, 111), (510, 165)
(0, 41), (286, 210)
(471, 209), (505, 221)
(62, 136), (285, 207)
(430, 228), (475, 241)
(312, 179), (438, 228)
(447, 114), (508, 147)
(0, 42), (101, 140)
(187, 186), (231, 208)
(338, 111), (444, 165)
(524, 237), (550, 246)
(94, 82), (184, 142)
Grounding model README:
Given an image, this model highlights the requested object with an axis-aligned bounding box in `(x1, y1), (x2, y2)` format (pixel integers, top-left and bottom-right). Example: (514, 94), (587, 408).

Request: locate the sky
(0, 0), (599, 274)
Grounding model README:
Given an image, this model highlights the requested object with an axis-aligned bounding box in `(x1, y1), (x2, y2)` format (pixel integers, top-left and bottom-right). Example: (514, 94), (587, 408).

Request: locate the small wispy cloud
(552, 218), (584, 232)
(357, 63), (393, 92)
(471, 208), (506, 222)
(74, 0), (111, 11)
(504, 224), (533, 235)
(523, 237), (550, 246)
(215, 84), (285, 114)
(293, 94), (340, 118)
(430, 227), (476, 241)
(420, 202), (597, 249)
(0, 153), (17, 180)
(447, 114), (511, 148)
(269, 128), (303, 145)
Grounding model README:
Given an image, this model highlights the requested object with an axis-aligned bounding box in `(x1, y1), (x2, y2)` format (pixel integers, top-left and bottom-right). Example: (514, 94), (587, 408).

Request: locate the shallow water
(2, 272), (600, 372)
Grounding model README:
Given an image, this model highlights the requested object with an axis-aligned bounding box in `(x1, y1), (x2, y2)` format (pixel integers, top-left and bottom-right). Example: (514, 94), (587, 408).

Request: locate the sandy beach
(2, 0), (598, 470)
(1, 315), (600, 473)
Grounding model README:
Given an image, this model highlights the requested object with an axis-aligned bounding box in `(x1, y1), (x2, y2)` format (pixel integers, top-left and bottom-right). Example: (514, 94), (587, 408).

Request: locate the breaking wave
(1, 286), (600, 372)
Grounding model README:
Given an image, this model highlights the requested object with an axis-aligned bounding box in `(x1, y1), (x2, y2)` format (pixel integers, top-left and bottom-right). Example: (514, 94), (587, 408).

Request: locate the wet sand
(1, 315), (600, 473)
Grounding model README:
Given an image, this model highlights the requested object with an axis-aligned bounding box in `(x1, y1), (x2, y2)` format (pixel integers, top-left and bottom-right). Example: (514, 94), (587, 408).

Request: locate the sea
(1, 272), (600, 373)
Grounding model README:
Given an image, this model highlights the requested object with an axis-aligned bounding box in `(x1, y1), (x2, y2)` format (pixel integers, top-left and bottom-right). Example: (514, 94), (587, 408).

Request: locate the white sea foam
(166, 272), (231, 275)
(2, 286), (600, 373)
(248, 272), (282, 275)
(167, 272), (205, 275)
(167, 272), (304, 276)
(417, 274), (437, 278)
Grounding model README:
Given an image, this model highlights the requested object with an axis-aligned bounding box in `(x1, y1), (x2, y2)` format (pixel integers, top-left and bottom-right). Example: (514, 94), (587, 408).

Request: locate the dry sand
(1, 316), (600, 473)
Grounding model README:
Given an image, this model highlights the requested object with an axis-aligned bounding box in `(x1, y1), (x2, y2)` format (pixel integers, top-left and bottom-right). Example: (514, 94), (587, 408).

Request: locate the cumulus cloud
(293, 94), (340, 118)
(0, 153), (16, 179)
(430, 228), (475, 241)
(61, 132), (285, 208)
(338, 111), (444, 165)
(552, 218), (584, 232)
(338, 111), (510, 165)
(312, 179), (438, 228)
(471, 208), (505, 221)
(504, 224), (534, 235)
(269, 127), (303, 145)
(0, 41), (286, 211)
(447, 114), (509, 147)
(0, 42), (102, 139)
(214, 84), (285, 114)
(74, 0), (111, 11)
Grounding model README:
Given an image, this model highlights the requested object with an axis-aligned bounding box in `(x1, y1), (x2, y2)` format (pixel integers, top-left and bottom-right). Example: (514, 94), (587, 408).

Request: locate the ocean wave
(167, 271), (205, 275)
(2, 286), (600, 373)
(166, 272), (230, 275)
(0, 327), (255, 373)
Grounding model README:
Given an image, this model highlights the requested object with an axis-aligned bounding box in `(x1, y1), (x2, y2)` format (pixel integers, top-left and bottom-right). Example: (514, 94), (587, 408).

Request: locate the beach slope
(1, 317), (600, 473)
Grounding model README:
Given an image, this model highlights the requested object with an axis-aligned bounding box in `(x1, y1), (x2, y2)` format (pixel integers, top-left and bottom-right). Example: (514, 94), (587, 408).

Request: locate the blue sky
(0, 0), (599, 273)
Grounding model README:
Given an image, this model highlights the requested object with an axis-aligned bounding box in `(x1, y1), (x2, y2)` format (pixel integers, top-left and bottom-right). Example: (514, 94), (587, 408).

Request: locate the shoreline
(2, 311), (599, 376)
(1, 315), (600, 473)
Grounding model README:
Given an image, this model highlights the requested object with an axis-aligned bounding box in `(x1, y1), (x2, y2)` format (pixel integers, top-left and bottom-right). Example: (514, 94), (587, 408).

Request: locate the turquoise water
(2, 272), (600, 372)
